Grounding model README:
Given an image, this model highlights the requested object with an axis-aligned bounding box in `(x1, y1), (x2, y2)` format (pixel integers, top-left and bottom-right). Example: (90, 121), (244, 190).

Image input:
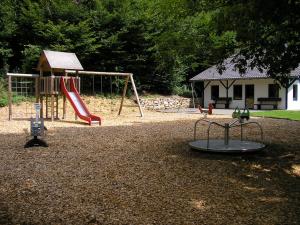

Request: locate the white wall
(287, 79), (300, 110)
(203, 78), (286, 109)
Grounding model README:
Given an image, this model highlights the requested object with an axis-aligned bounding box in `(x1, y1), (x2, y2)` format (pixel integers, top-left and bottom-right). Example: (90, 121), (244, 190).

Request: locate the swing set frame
(65, 70), (144, 117)
(7, 71), (144, 120)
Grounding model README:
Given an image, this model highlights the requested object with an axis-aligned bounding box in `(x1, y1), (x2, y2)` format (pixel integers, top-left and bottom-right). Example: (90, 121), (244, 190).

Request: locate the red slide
(60, 77), (102, 125)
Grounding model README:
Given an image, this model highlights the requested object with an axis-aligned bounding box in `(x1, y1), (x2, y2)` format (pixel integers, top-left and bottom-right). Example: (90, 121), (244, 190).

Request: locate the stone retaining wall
(140, 96), (194, 110)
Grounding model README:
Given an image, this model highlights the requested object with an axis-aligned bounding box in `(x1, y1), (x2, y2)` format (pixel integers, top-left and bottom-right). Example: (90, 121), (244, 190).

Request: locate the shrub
(0, 78), (7, 107)
(173, 85), (192, 98)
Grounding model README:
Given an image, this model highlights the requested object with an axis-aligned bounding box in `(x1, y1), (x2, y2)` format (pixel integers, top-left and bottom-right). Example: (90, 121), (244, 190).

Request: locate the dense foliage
(0, 0), (299, 93)
(214, 0), (300, 85)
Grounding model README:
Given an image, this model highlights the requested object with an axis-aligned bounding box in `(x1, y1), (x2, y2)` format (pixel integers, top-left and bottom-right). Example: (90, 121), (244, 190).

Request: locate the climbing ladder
(44, 94), (59, 119)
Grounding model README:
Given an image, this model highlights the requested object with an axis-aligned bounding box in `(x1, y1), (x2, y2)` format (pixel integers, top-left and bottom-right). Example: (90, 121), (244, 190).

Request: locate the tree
(0, 0), (17, 75)
(4, 0), (297, 94)
(138, 0), (237, 93)
(214, 0), (300, 85)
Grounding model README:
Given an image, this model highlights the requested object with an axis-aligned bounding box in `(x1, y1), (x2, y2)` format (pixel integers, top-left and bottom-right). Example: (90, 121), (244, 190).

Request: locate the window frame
(211, 85), (219, 100)
(268, 84), (280, 98)
(233, 85), (243, 100)
(293, 84), (298, 101)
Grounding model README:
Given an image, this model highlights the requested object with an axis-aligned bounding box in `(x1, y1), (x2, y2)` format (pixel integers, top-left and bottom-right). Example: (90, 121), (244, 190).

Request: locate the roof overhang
(190, 59), (300, 82)
(189, 76), (273, 82)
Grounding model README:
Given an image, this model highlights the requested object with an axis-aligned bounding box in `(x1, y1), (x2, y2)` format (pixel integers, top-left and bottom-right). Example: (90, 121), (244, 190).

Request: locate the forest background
(0, 0), (299, 97)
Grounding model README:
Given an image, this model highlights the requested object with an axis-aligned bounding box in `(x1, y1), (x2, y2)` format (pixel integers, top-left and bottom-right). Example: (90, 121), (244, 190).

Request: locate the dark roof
(190, 59), (300, 81)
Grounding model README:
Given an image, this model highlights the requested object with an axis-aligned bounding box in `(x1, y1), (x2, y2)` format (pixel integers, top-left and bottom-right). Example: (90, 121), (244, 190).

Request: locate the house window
(211, 85), (219, 100)
(293, 85), (298, 101)
(233, 85), (243, 100)
(268, 84), (279, 98)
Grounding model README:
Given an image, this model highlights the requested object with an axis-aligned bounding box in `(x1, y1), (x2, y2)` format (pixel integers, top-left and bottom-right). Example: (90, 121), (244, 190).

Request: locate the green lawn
(251, 110), (300, 121)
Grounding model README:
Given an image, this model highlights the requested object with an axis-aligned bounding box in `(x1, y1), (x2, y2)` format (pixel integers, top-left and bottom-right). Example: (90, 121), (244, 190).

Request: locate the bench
(213, 97), (232, 109)
(255, 97), (281, 110)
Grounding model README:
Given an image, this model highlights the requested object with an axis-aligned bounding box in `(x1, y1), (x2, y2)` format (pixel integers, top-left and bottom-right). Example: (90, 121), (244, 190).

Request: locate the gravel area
(0, 97), (228, 134)
(0, 98), (299, 224)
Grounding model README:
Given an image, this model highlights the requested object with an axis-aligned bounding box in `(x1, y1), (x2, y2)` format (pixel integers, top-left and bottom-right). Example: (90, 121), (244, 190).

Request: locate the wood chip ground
(0, 97), (299, 225)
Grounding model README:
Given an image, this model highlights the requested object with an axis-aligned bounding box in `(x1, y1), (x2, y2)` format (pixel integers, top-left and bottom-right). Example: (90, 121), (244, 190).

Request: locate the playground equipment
(24, 103), (48, 148)
(6, 73), (38, 118)
(199, 103), (213, 116)
(61, 77), (101, 125)
(232, 107), (250, 120)
(189, 107), (265, 153)
(7, 50), (144, 125)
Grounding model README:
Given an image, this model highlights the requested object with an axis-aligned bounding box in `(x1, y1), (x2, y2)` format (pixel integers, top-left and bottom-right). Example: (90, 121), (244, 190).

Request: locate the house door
(245, 85), (254, 109)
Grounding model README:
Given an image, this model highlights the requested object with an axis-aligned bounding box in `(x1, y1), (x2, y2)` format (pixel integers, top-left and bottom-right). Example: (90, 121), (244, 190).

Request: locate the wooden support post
(226, 80), (229, 100)
(46, 95), (48, 119)
(284, 80), (289, 110)
(56, 95), (59, 119)
(62, 72), (66, 119)
(35, 77), (39, 103)
(118, 75), (129, 115)
(191, 82), (196, 108)
(40, 96), (44, 118)
(219, 80), (235, 109)
(40, 70), (43, 118)
(63, 95), (66, 119)
(129, 74), (144, 117)
(225, 80), (229, 109)
(8, 75), (12, 120)
(50, 72), (54, 121)
(77, 74), (80, 94)
(51, 95), (54, 121)
(47, 77), (49, 94)
(75, 71), (79, 120)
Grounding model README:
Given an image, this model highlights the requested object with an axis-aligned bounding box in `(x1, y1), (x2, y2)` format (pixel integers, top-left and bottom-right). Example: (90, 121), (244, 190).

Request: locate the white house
(190, 61), (300, 110)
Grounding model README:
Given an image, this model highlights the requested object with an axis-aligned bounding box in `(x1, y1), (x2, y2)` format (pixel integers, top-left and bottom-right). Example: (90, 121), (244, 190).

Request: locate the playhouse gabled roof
(37, 50), (83, 72)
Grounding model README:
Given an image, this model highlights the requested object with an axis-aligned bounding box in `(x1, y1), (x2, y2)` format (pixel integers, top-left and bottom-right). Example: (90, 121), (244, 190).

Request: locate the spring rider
(24, 103), (48, 148)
